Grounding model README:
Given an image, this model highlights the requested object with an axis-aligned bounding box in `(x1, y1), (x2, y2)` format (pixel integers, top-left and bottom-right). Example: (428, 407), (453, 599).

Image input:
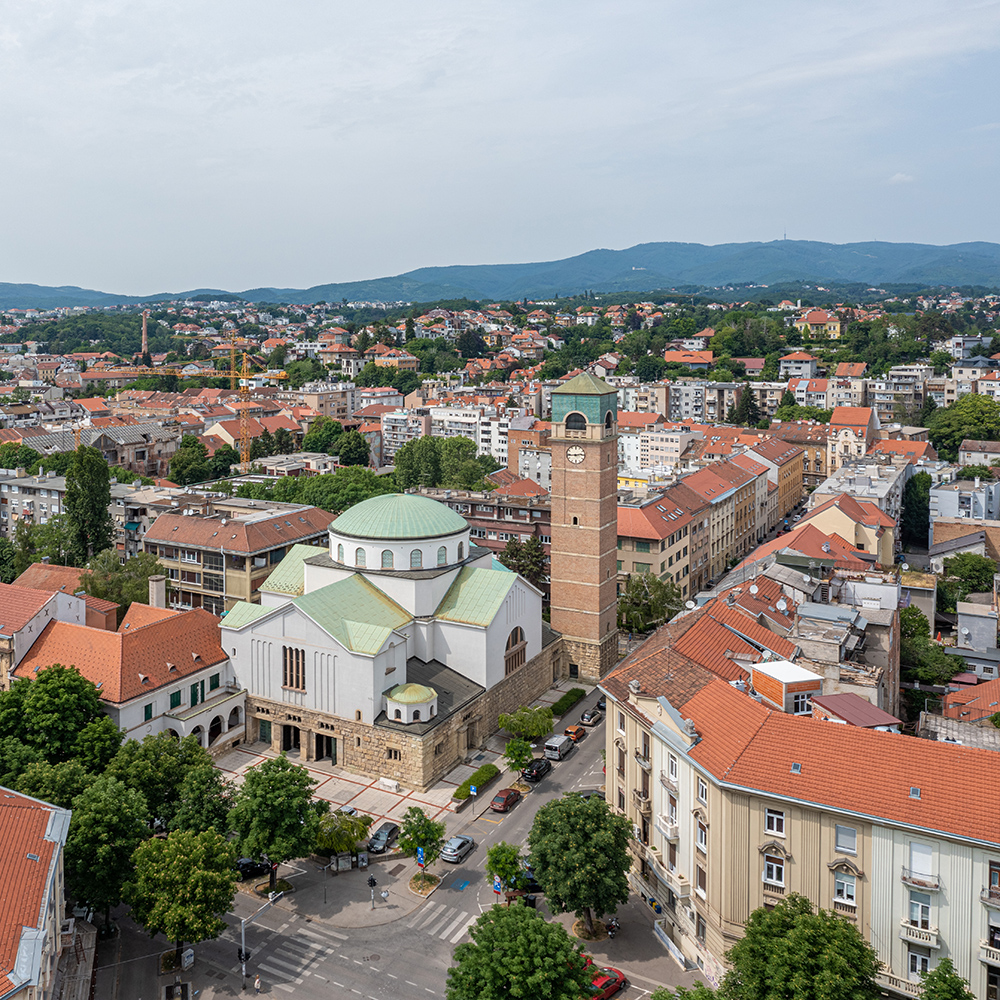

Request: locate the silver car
(440, 834), (476, 864)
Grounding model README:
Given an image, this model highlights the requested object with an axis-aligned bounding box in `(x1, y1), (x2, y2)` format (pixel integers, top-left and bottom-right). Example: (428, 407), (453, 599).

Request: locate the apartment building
(380, 408), (432, 461)
(709, 459), (764, 558)
(767, 422), (832, 488)
(828, 407), (880, 472)
(779, 352), (820, 378)
(668, 381), (707, 422)
(618, 413), (668, 468)
(702, 383), (741, 423)
(660, 482), (712, 595)
(746, 438), (805, 519)
(788, 377), (831, 409)
(930, 478), (1000, 523)
(143, 503), (331, 613)
(638, 427), (703, 475)
(749, 381), (792, 418)
(866, 377), (924, 425)
(811, 461), (909, 524)
(617, 495), (693, 599)
(276, 382), (358, 422)
(828, 378), (866, 409)
(680, 467), (737, 583)
(617, 383), (670, 416)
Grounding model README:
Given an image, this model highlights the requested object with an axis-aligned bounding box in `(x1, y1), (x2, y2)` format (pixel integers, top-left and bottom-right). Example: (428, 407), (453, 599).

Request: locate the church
(221, 372), (620, 790)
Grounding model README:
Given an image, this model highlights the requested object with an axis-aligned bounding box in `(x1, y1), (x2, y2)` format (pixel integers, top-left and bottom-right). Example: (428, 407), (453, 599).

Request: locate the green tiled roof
(490, 557), (514, 573)
(331, 493), (466, 540)
(436, 567), (516, 627)
(220, 602), (270, 629)
(259, 543), (319, 596)
(551, 371), (615, 395)
(294, 574), (411, 654)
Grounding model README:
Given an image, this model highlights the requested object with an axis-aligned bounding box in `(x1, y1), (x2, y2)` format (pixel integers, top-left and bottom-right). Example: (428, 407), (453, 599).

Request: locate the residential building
(275, 382), (358, 422)
(667, 381), (707, 422)
(930, 478), (1000, 524)
(800, 492), (897, 566)
(827, 406), (880, 472)
(767, 421), (831, 488)
(381, 408), (432, 461)
(793, 309), (842, 339)
(748, 381), (789, 418)
(663, 350), (713, 370)
(617, 495), (692, 598)
(680, 467), (737, 583)
(811, 461), (909, 524)
(960, 440), (1000, 467)
(745, 438), (805, 520)
(779, 352), (819, 379)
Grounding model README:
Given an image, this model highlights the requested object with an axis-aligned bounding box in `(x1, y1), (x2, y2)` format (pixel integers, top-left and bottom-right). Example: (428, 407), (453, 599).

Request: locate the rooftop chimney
(149, 574), (167, 609)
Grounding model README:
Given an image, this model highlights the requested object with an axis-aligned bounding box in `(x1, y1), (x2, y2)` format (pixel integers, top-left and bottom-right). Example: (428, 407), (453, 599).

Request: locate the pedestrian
(254, 973), (261, 994)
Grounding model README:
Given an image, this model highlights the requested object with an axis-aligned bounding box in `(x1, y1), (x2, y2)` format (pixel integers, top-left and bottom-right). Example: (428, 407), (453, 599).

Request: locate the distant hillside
(3, 240), (1000, 309)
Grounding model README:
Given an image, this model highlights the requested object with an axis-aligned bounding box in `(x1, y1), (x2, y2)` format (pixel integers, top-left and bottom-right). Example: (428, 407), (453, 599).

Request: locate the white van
(544, 735), (574, 761)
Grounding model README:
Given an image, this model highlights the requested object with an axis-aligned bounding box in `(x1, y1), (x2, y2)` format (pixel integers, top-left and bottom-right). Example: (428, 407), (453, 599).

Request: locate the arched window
(458, 542), (464, 560)
(382, 549), (394, 569)
(410, 549), (423, 569)
(394, 708), (401, 720)
(505, 626), (526, 676)
(430, 705), (436, 717)
(437, 545), (447, 566)
(413, 710), (421, 721)
(355, 547), (366, 568)
(605, 410), (613, 429)
(565, 411), (586, 431)
(337, 543), (344, 562)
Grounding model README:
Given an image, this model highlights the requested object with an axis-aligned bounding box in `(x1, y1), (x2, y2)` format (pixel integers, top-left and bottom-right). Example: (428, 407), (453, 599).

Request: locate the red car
(489, 788), (521, 813)
(588, 966), (629, 999)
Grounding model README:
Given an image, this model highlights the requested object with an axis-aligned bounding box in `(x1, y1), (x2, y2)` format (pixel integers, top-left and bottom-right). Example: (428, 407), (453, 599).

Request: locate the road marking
(405, 981), (419, 987)
(332, 983), (344, 989)
(438, 913), (467, 940)
(449, 915), (477, 944)
(300, 926), (349, 944)
(387, 974), (397, 979)
(275, 984), (294, 994)
(476, 817), (502, 825)
(261, 955), (307, 975)
(454, 880), (470, 891)
(259, 962), (302, 982)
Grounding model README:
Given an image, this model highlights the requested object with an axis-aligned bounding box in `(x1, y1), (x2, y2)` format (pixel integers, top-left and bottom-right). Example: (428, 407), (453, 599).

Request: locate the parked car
(368, 821), (399, 854)
(580, 708), (601, 727)
(564, 724), (586, 742)
(490, 788), (521, 813)
(589, 967), (629, 999)
(572, 789), (605, 802)
(597, 695), (606, 711)
(440, 834), (476, 863)
(338, 805), (358, 815)
(522, 756), (553, 782)
(234, 858), (271, 882)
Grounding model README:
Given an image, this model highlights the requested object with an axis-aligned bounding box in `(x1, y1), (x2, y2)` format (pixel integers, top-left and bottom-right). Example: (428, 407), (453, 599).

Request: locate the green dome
(388, 683), (437, 704)
(331, 493), (467, 540)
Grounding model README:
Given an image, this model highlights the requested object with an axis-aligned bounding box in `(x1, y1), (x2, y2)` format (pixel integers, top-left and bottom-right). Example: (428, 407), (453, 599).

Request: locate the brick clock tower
(549, 372), (619, 681)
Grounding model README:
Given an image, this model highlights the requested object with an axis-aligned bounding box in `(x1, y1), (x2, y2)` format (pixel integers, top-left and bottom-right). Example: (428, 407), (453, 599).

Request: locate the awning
(124, 521), (140, 530)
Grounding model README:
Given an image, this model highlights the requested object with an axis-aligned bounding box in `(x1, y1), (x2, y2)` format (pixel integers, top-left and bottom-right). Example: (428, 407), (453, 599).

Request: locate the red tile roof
(942, 676), (1000, 720)
(829, 406), (874, 429)
(0, 582), (53, 634)
(835, 362), (867, 377)
(143, 507), (331, 555)
(870, 439), (937, 461)
(780, 352), (818, 361)
(733, 521), (871, 572)
(12, 563), (89, 593)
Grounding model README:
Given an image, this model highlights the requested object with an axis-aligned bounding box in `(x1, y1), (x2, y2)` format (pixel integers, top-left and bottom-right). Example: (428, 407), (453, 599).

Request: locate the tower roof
(551, 372), (615, 395)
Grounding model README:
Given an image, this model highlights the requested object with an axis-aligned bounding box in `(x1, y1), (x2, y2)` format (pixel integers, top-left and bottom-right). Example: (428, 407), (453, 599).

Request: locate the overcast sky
(2, 0), (999, 294)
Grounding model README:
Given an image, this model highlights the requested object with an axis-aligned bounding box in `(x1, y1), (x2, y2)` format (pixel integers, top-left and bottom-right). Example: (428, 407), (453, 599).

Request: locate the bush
(551, 688), (586, 717)
(453, 763), (500, 801)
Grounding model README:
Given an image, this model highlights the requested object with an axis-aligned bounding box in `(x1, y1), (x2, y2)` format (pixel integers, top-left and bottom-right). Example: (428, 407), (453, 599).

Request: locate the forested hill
(3, 239), (1000, 308)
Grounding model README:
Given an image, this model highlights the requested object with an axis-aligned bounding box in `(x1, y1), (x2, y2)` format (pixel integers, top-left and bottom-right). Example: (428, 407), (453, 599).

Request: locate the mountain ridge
(3, 239), (999, 310)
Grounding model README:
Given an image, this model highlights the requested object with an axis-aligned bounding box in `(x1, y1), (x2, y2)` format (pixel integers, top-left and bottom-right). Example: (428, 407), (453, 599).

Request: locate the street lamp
(240, 891), (283, 990)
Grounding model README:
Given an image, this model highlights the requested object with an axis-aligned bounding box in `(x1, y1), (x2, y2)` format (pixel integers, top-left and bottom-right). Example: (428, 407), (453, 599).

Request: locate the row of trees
(393, 435), (500, 491)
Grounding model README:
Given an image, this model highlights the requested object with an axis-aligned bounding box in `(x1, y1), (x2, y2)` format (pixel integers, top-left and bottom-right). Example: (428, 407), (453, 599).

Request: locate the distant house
(663, 350), (713, 370)
(793, 309), (841, 339)
(779, 352), (819, 379)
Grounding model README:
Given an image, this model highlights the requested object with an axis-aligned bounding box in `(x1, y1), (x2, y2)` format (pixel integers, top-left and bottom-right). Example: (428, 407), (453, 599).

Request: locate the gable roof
(258, 542), (319, 597)
(143, 507), (332, 554)
(0, 582), (53, 634)
(436, 566), (517, 627)
(12, 563), (89, 594)
(829, 406), (874, 429)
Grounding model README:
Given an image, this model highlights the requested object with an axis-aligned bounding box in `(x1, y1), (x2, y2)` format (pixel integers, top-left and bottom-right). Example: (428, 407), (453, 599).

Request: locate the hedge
(453, 763), (500, 801)
(551, 688), (586, 717)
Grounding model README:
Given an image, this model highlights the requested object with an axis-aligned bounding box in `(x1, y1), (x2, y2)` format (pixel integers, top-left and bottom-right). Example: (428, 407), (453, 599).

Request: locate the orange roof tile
(12, 563), (89, 594)
(143, 507), (331, 555)
(0, 582), (53, 633)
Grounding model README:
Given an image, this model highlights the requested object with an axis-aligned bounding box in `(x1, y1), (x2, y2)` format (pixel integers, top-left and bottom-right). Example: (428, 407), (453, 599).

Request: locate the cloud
(889, 173), (916, 184)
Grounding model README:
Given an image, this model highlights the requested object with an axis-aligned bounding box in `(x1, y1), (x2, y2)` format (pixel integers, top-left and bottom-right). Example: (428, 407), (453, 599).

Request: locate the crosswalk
(405, 898), (476, 944)
(256, 921), (349, 993)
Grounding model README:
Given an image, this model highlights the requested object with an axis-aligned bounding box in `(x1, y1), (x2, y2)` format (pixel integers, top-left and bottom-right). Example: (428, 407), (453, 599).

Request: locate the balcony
(980, 940), (1000, 966)
(981, 886), (1000, 909)
(899, 919), (939, 949)
(655, 813), (679, 841)
(659, 770), (678, 793)
(631, 789), (652, 817)
(901, 867), (941, 891)
(648, 852), (691, 897)
(634, 750), (652, 772)
(876, 973), (921, 998)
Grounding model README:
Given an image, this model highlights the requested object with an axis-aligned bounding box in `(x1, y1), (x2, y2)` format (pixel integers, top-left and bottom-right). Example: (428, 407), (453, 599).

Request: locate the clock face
(567, 446), (585, 464)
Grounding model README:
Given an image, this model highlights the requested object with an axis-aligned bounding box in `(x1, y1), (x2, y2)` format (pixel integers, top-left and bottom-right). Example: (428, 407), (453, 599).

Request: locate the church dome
(388, 682), (437, 704)
(331, 493), (467, 541)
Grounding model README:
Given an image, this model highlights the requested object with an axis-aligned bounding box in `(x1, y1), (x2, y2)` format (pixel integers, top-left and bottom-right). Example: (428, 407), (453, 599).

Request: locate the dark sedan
(234, 857), (271, 882)
(521, 757), (553, 782)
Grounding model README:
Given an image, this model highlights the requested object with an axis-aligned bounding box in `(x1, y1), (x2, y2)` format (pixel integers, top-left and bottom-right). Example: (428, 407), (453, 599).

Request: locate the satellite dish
(802, 574), (811, 583)
(902, 563), (910, 572)
(777, 599), (788, 611)
(749, 584), (759, 594)
(685, 600), (696, 609)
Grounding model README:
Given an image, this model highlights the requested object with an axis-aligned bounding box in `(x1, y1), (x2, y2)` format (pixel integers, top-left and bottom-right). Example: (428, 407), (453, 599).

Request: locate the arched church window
(437, 545), (447, 566)
(565, 411), (586, 431)
(410, 549), (423, 569)
(505, 626), (526, 675)
(355, 547), (366, 568)
(337, 543), (344, 562)
(382, 549), (394, 569)
(458, 542), (464, 560)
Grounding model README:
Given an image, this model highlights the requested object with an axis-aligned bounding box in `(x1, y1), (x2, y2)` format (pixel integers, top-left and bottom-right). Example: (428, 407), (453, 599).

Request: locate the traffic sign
(493, 875), (502, 895)
(417, 847), (425, 868)
(470, 785), (477, 796)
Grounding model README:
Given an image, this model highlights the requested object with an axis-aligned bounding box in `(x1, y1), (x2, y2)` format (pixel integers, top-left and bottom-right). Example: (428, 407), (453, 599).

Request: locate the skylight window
(790, 762), (802, 774)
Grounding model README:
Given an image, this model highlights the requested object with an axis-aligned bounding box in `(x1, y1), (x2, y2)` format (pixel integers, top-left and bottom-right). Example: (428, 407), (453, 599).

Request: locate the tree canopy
(900, 471), (931, 549)
(82, 549), (169, 625)
(617, 573), (685, 633)
(928, 393), (1000, 461)
(64, 446), (115, 563)
(498, 705), (554, 741)
(398, 805), (446, 884)
(918, 957), (975, 1000)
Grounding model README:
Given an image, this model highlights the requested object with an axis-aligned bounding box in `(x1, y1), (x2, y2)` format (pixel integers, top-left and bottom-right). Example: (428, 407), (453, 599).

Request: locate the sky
(2, 0), (999, 294)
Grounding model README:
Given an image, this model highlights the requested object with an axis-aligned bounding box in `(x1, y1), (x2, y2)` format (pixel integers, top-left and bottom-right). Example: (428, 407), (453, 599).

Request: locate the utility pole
(240, 891), (284, 990)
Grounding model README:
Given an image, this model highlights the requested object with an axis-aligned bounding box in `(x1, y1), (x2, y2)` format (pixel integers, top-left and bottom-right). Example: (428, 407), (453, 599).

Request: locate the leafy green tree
(900, 471), (931, 549)
(718, 893), (880, 1000)
(259, 428), (276, 456)
(82, 549), (169, 625)
(485, 840), (527, 898)
(229, 754), (322, 891)
(929, 349), (954, 375)
(928, 393), (1000, 461)
(652, 986), (718, 1000)
(398, 805), (446, 886)
(72, 715), (125, 773)
(617, 573), (685, 633)
(446, 903), (593, 1000)
(502, 738), (534, 776)
(778, 389), (797, 409)
(15, 665), (106, 762)
(295, 465), (398, 514)
(64, 446), (115, 563)
(394, 435), (442, 489)
(302, 416), (343, 453)
(919, 395), (938, 426)
(209, 443), (240, 479)
(169, 435), (212, 485)
(498, 705), (553, 741)
(124, 828), (238, 967)
(337, 430), (370, 467)
(316, 810), (374, 854)
(17, 759), (96, 809)
(918, 957), (975, 1000)
(0, 537), (14, 583)
(440, 437), (478, 485)
(942, 552), (996, 599)
(955, 464), (995, 480)
(731, 383), (761, 427)
(13, 514), (75, 574)
(274, 427), (295, 454)
(0, 736), (44, 788)
(169, 764), (236, 835)
(527, 792), (631, 934)
(65, 775), (150, 928)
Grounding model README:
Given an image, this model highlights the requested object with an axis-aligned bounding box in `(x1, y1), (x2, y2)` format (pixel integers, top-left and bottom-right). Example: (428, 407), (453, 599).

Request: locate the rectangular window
(282, 646), (306, 691)
(697, 778), (707, 803)
(668, 754), (678, 780)
(696, 915), (706, 943)
(203, 552), (224, 571)
(209, 673), (220, 691)
(170, 691), (181, 709)
(696, 864), (707, 896)
(697, 821), (707, 853)
(792, 692), (812, 715)
(909, 891), (931, 929)
(618, 788), (625, 811)
(617, 560), (623, 572)
(909, 949), (930, 980)
(636, 541), (650, 553)
(144, 703), (153, 722)
(834, 871), (856, 903)
(633, 562), (651, 573)
(764, 855), (784, 886)
(668, 794), (677, 823)
(909, 842), (933, 876)
(618, 712), (625, 733)
(181, 549), (200, 563)
(765, 808), (785, 835)
(203, 573), (224, 593)
(617, 747), (626, 775)
(386, 748), (401, 761)
(835, 825), (857, 854)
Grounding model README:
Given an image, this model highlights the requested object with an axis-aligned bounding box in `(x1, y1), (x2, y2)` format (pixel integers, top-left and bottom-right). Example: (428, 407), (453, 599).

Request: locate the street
(94, 693), (700, 999)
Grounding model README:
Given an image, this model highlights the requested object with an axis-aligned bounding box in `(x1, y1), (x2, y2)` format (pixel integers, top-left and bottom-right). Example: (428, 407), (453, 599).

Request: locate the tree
(294, 465), (398, 514)
(526, 792), (631, 934)
(17, 665), (106, 763)
(652, 987), (718, 1000)
(65, 775), (150, 928)
(64, 446), (115, 563)
(82, 549), (169, 625)
(900, 471), (931, 549)
(17, 759), (96, 810)
(928, 393), (1000, 461)
(337, 430), (370, 467)
(13, 514), (75, 574)
(929, 349), (954, 375)
(498, 705), (553, 741)
(0, 537), (14, 583)
(918, 958), (975, 999)
(394, 435), (442, 489)
(228, 754), (321, 891)
(209, 443), (240, 479)
(731, 383), (761, 427)
(125, 828), (238, 967)
(518, 536), (547, 590)
(485, 840), (527, 899)
(502, 738), (533, 776)
(169, 435), (211, 485)
(316, 810), (374, 855)
(169, 764), (236, 835)
(0, 736), (44, 789)
(955, 463), (995, 480)
(617, 573), (685, 633)
(72, 715), (125, 773)
(778, 389), (797, 409)
(398, 805), (446, 886)
(302, 416), (343, 453)
(446, 903), (593, 1000)
(719, 893), (880, 1000)
(273, 427), (295, 454)
(942, 552), (996, 598)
